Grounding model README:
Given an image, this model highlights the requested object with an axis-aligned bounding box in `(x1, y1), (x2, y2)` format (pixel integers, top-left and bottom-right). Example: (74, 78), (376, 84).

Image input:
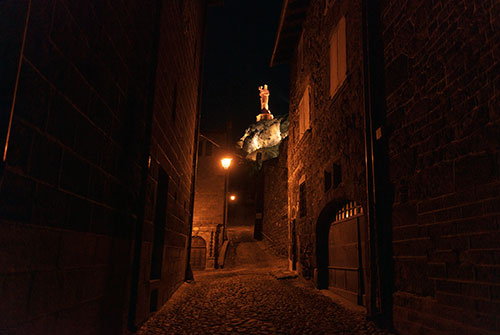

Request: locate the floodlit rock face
(238, 115), (289, 161)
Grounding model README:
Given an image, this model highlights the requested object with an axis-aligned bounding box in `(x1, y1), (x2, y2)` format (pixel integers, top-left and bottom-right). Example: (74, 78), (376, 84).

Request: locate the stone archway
(316, 201), (368, 306)
(190, 236), (207, 270)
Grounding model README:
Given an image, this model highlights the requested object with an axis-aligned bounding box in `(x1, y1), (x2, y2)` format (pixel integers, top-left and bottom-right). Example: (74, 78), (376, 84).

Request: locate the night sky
(201, 0), (290, 143)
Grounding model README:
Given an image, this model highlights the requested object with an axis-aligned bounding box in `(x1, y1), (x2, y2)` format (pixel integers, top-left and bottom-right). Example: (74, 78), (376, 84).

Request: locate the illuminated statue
(256, 84), (273, 122)
(259, 84), (270, 111)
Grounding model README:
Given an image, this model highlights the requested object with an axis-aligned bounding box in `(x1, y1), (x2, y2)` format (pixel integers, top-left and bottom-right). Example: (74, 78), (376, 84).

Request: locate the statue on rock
(259, 84), (270, 112)
(257, 84), (274, 122)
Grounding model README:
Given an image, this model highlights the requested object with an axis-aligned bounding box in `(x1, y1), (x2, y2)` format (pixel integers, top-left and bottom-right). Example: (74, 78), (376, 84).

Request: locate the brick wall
(381, 1), (500, 334)
(261, 138), (288, 257)
(126, 0), (205, 328)
(192, 131), (227, 268)
(0, 0), (205, 333)
(193, 131), (227, 228)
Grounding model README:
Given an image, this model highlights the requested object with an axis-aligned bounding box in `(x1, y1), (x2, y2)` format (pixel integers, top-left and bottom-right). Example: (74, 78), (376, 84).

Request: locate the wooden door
(328, 202), (365, 305)
(191, 236), (206, 270)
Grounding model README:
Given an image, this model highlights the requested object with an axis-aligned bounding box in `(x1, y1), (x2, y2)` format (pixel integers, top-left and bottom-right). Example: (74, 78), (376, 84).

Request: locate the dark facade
(227, 158), (258, 229)
(272, 0), (499, 334)
(382, 1), (499, 333)
(0, 0), (206, 333)
(260, 138), (288, 258)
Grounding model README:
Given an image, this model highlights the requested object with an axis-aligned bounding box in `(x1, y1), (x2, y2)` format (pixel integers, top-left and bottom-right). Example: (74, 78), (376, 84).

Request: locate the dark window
(333, 162), (342, 188)
(150, 289), (158, 312)
(299, 181), (307, 217)
(205, 142), (212, 156)
(172, 83), (178, 123)
(150, 168), (168, 279)
(324, 170), (332, 191)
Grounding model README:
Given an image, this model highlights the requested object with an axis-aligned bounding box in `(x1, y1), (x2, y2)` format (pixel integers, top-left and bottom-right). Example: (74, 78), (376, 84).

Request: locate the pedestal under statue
(257, 84), (274, 122)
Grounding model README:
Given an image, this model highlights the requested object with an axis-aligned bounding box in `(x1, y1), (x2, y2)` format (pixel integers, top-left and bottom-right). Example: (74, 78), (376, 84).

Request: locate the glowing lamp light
(230, 195), (236, 201)
(221, 157), (232, 169)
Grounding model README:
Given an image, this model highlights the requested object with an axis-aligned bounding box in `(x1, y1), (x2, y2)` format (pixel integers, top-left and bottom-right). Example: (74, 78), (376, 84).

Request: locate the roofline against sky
(270, 0), (290, 67)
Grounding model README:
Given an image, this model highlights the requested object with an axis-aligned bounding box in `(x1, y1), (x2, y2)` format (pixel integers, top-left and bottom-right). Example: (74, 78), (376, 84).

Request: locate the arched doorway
(190, 236), (206, 270)
(316, 201), (368, 306)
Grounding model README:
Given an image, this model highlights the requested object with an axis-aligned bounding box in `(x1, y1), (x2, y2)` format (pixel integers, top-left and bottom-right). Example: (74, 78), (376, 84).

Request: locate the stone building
(192, 131), (230, 269)
(271, 0), (499, 334)
(0, 0), (207, 333)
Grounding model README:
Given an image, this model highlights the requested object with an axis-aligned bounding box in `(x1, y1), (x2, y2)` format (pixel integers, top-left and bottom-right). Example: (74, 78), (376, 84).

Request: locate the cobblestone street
(136, 228), (393, 335)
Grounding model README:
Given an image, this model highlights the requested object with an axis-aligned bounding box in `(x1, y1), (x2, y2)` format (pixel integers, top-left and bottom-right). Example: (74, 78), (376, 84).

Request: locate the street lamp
(221, 158), (232, 169)
(221, 157), (232, 240)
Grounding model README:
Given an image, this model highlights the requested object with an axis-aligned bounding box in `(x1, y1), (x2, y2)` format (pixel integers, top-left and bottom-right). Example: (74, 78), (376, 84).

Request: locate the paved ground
(136, 227), (393, 335)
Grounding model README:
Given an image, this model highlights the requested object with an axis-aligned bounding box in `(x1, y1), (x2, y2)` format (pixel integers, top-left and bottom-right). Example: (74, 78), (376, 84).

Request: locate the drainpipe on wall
(185, 0), (208, 281)
(361, 8), (381, 320)
(128, 0), (164, 330)
(361, 0), (393, 326)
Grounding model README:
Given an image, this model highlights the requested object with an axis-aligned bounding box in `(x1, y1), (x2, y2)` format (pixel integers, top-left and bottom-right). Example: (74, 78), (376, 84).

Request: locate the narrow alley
(2, 1), (498, 334)
(136, 227), (392, 335)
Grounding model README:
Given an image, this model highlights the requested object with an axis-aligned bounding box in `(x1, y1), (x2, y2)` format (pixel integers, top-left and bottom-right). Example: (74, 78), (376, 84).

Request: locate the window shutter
(304, 86), (310, 131)
(298, 86), (311, 139)
(329, 29), (338, 97)
(330, 16), (347, 98)
(298, 33), (304, 72)
(299, 106), (304, 137)
(338, 17), (347, 84)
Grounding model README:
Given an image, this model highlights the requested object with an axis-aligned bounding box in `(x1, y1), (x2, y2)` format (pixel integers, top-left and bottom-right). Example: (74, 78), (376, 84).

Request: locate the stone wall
(0, 0), (205, 333)
(381, 1), (500, 334)
(261, 139), (288, 257)
(134, 0), (205, 327)
(278, 0), (499, 333)
(286, 0), (368, 280)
